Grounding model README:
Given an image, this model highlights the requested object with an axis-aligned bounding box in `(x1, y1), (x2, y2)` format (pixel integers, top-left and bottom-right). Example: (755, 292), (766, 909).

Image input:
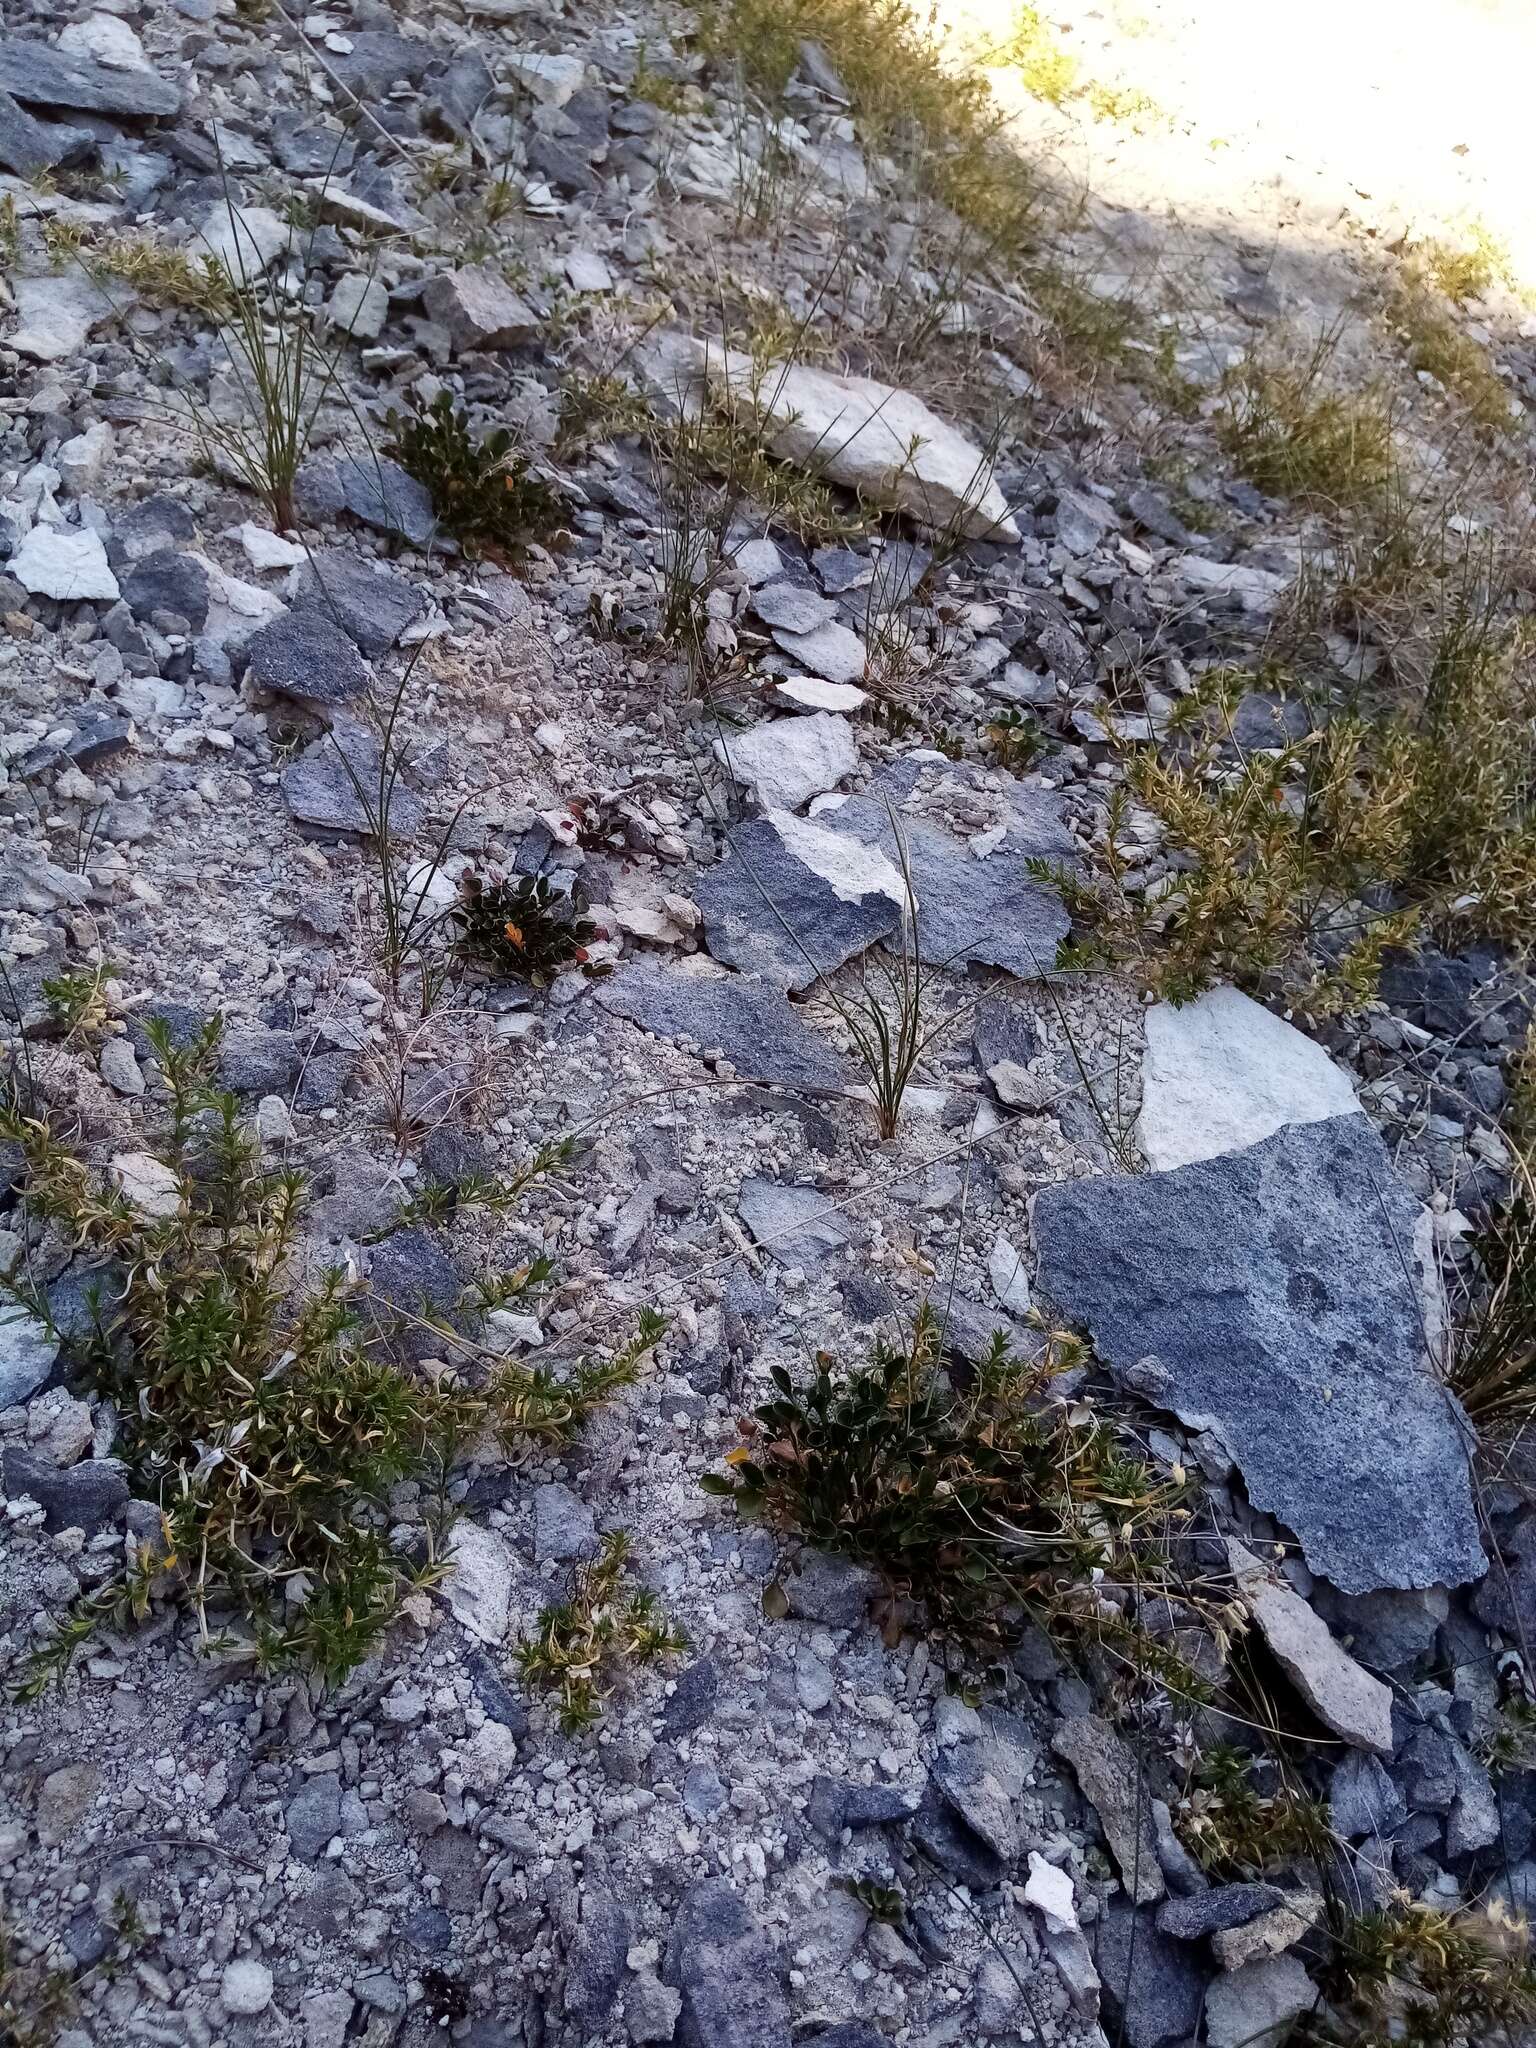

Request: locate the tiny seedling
(516, 1528), (688, 1732)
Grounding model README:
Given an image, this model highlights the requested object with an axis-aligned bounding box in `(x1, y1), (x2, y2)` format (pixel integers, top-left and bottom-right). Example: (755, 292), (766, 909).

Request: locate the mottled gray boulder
(0, 37), (180, 117)
(782, 1551), (878, 1627)
(294, 552), (426, 655)
(243, 610), (370, 710)
(1033, 1113), (1483, 1593)
(295, 453), (436, 548)
(597, 964), (845, 1094)
(698, 763), (1073, 990)
(664, 1877), (792, 2048)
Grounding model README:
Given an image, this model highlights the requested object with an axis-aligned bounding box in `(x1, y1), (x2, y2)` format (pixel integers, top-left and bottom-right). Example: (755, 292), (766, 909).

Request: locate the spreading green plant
(516, 1529), (688, 1732)
(985, 705), (1042, 771)
(1040, 679), (1424, 1009)
(453, 873), (599, 987)
(1048, 609), (1536, 1008)
(701, 1306), (1181, 1649)
(1, 1021), (659, 1695)
(41, 966), (111, 1042)
(385, 389), (564, 559)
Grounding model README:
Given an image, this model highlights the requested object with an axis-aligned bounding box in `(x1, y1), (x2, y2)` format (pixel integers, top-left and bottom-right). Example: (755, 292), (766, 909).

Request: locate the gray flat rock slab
(698, 762), (1073, 990)
(1033, 1112), (1483, 1593)
(0, 37), (180, 117)
(293, 551), (427, 654)
(736, 1178), (856, 1265)
(243, 609), (371, 710)
(282, 735), (425, 838)
(0, 88), (92, 177)
(597, 965), (846, 1095)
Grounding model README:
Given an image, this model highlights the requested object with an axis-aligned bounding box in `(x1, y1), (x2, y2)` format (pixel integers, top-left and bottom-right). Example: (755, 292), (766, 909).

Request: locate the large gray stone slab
(282, 734), (425, 838)
(0, 38), (180, 117)
(663, 1878), (792, 2048)
(597, 965), (846, 1095)
(698, 763), (1073, 991)
(1033, 1113), (1483, 1593)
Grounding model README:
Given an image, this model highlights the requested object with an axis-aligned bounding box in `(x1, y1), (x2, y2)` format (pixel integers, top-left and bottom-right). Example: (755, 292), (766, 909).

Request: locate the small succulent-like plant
(516, 1528), (688, 1733)
(386, 389), (563, 559)
(985, 704), (1041, 770)
(453, 872), (598, 987)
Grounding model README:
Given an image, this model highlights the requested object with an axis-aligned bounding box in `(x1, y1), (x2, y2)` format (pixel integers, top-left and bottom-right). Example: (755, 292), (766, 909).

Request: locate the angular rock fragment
(0, 88), (91, 176)
(1228, 1541), (1393, 1752)
(1053, 1717), (1164, 1904)
(11, 524), (118, 601)
(714, 711), (858, 813)
(293, 552), (426, 654)
(282, 733), (426, 838)
(698, 763), (1072, 990)
(0, 37), (180, 117)
(597, 964), (846, 1094)
(423, 264), (538, 351)
(736, 1178), (855, 1265)
(664, 1878), (792, 2048)
(1033, 1114), (1483, 1593)
(295, 453), (436, 548)
(1094, 1900), (1204, 2048)
(699, 346), (1020, 541)
(243, 610), (371, 711)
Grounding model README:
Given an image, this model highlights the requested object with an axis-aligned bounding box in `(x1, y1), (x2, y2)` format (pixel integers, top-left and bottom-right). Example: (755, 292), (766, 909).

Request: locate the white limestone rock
(11, 524), (119, 602)
(1137, 985), (1360, 1169)
(699, 346), (1020, 542)
(715, 712), (859, 814)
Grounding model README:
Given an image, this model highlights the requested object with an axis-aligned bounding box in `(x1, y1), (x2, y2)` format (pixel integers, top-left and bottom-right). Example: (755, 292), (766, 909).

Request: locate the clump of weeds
(1218, 328), (1395, 507)
(1, 1021), (660, 1694)
(701, 1305), (1182, 1651)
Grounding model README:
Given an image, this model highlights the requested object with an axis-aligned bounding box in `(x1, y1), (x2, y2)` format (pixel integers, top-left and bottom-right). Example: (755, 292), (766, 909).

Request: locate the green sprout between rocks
(452, 873), (599, 987)
(701, 1305), (1182, 1650)
(516, 1528), (688, 1733)
(1, 1020), (661, 1696)
(385, 389), (564, 559)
